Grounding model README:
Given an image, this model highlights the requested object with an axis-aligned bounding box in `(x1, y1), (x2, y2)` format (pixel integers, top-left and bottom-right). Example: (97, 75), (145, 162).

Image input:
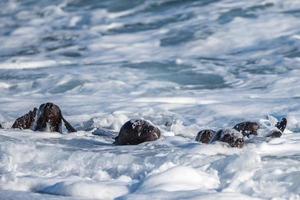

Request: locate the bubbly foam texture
(1, 129), (299, 199)
(1, 0), (300, 199)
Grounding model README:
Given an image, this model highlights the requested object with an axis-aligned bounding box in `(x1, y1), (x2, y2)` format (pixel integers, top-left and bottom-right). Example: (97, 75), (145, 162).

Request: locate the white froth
(0, 60), (72, 70)
(138, 165), (219, 192)
(0, 0), (300, 199)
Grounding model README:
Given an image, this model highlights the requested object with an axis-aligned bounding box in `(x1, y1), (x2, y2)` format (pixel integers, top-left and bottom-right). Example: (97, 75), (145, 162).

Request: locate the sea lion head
(218, 129), (244, 148)
(34, 102), (63, 133)
(233, 121), (260, 137)
(114, 119), (161, 145)
(195, 129), (216, 144)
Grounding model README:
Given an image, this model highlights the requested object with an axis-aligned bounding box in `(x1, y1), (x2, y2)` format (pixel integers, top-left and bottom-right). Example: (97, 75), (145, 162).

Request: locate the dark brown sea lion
(195, 117), (287, 148)
(195, 129), (216, 144)
(233, 118), (287, 138)
(195, 128), (244, 148)
(114, 119), (161, 145)
(218, 129), (244, 148)
(12, 102), (76, 133)
(233, 122), (260, 137)
(0, 123), (2, 129)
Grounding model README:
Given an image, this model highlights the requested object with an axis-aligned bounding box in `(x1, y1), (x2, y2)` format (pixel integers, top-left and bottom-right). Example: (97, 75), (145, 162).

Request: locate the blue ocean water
(1, 0), (300, 125)
(1, 0), (300, 134)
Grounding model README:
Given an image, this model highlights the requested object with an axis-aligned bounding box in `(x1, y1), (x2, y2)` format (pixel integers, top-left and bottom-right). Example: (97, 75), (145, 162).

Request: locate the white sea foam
(138, 165), (220, 192)
(1, 0), (300, 199)
(0, 60), (73, 70)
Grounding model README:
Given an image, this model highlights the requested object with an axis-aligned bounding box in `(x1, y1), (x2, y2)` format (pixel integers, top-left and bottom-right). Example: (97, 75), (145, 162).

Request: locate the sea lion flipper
(62, 116), (77, 133)
(275, 118), (287, 132)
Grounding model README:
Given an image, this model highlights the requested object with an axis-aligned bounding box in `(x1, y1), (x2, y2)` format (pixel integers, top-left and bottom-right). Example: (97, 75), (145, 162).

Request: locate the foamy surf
(1, 0), (300, 199)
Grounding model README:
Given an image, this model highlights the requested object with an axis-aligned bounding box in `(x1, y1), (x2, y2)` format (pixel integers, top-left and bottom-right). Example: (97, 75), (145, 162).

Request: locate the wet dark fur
(12, 108), (38, 130)
(218, 129), (244, 148)
(267, 130), (282, 138)
(266, 118), (287, 138)
(233, 118), (287, 138)
(195, 118), (287, 148)
(233, 122), (260, 137)
(275, 118), (287, 132)
(34, 103), (63, 132)
(114, 119), (161, 145)
(12, 102), (76, 133)
(195, 129), (216, 144)
(195, 129), (244, 148)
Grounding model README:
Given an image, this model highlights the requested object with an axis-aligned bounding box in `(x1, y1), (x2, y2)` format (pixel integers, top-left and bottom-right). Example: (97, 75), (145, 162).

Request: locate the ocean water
(0, 0), (300, 199)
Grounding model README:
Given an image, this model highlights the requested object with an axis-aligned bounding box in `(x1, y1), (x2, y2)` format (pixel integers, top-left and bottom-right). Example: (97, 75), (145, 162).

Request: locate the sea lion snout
(234, 138), (244, 148)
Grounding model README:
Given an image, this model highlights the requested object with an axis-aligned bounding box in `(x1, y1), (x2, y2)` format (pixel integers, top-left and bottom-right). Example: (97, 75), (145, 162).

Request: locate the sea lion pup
(12, 102), (76, 133)
(195, 129), (244, 148)
(233, 118), (287, 138)
(114, 119), (161, 145)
